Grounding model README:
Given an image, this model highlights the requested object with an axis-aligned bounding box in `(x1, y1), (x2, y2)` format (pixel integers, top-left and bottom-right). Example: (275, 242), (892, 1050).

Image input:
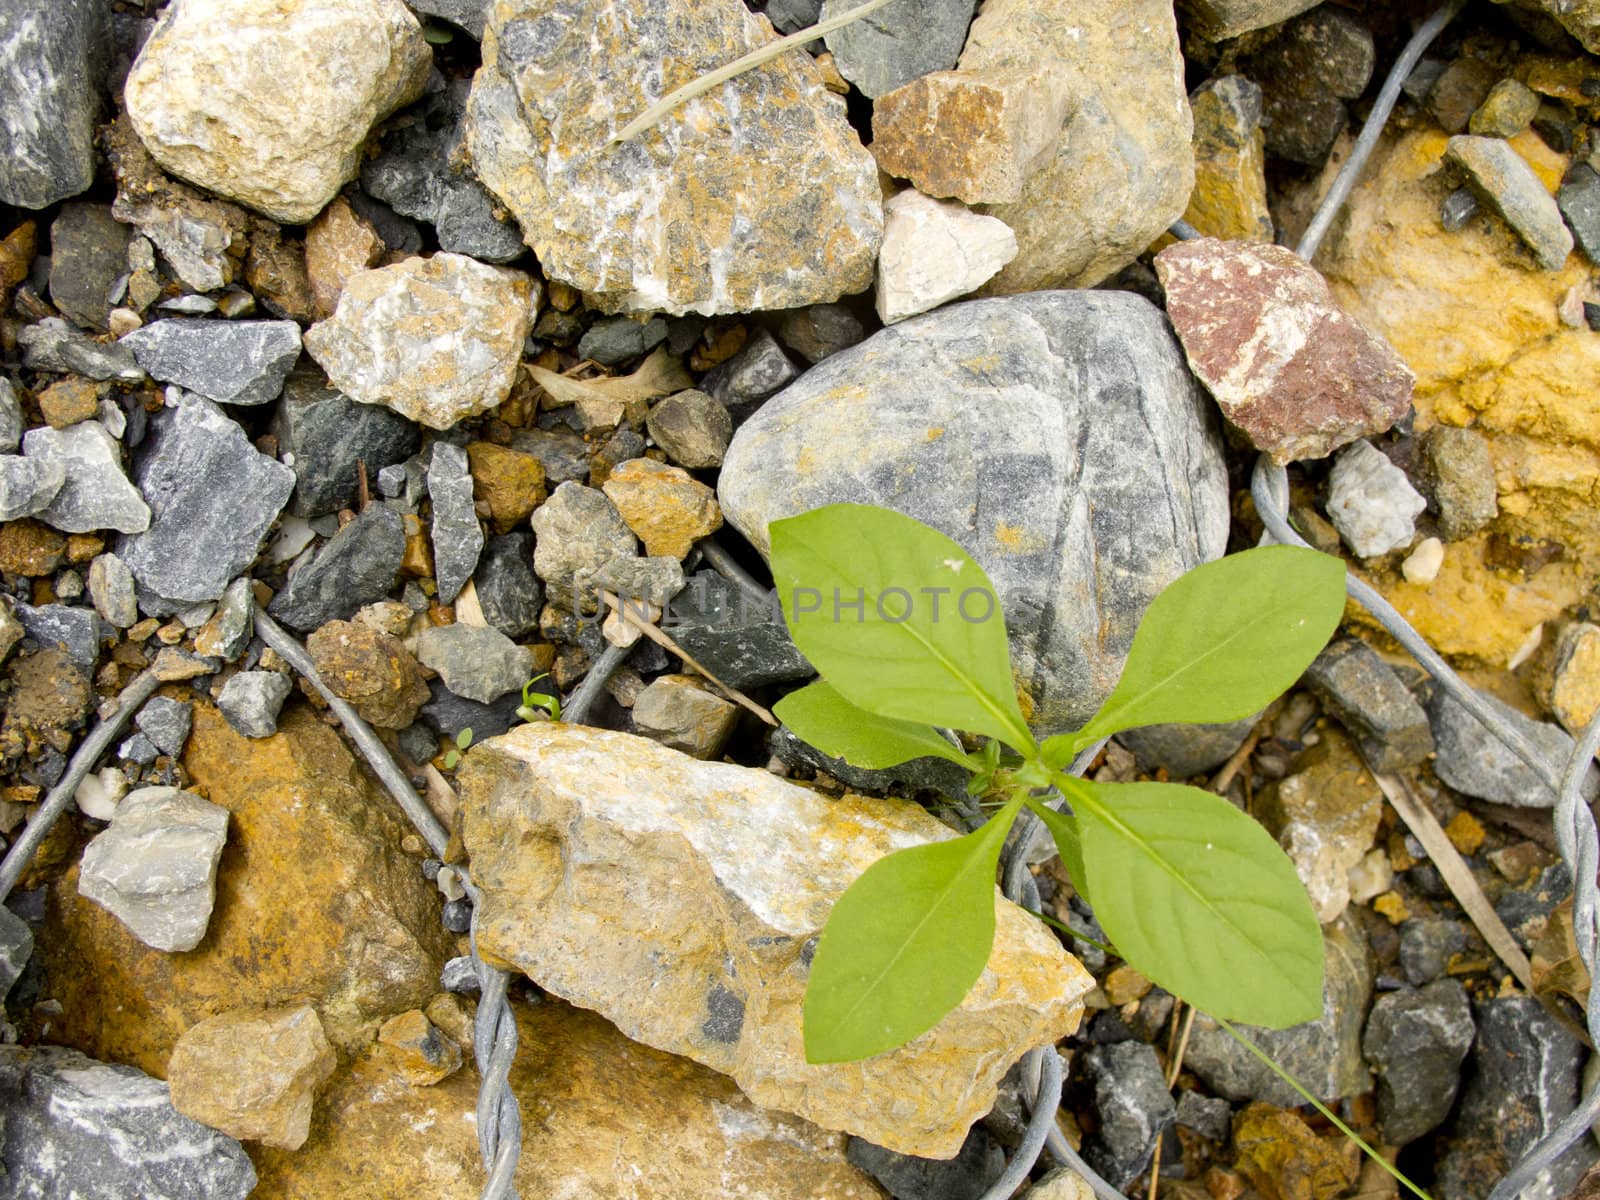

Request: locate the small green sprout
(442, 727), (473, 771)
(517, 675), (560, 723)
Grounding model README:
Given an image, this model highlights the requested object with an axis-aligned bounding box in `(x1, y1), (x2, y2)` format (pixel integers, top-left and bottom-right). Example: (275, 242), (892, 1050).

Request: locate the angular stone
(1399, 917), (1473, 986)
(124, 0), (431, 224)
(1447, 135), (1574, 271)
(0, 1044), (256, 1199)
(34, 704), (453, 1073)
(218, 670), (292, 739)
(426, 443), (484, 604)
(820, 0), (975, 99)
(305, 253), (534, 431)
(848, 1128), (1004, 1200)
(1081, 1041), (1177, 1188)
(877, 189), (1017, 324)
(464, 0), (882, 315)
(78, 785), (229, 953)
(16, 602), (105, 673)
(1470, 78), (1540, 139)
(0, 377), (22, 453)
(375, 1008), (462, 1085)
(459, 722), (1092, 1156)
(1422, 425), (1498, 541)
(307, 620), (430, 729)
(646, 389), (733, 469)
(21, 421), (150, 537)
(465, 441), (545, 533)
(601, 458), (721, 559)
(1547, 622), (1600, 734)
(698, 329), (801, 410)
(1178, 0), (1320, 40)
(135, 695), (193, 757)
(1304, 639), (1434, 772)
(1557, 161), (1600, 265)
(0, 455), (66, 522)
(416, 622), (533, 704)
(1425, 684), (1598, 808)
(37, 377), (103, 429)
(49, 203), (133, 331)
(720, 292), (1228, 734)
(118, 391), (294, 603)
(0, 904), (30, 1002)
(1155, 239), (1414, 465)
(271, 373), (421, 518)
(1497, 0), (1600, 55)
(1114, 717), (1257, 780)
(578, 316), (669, 367)
(1185, 914), (1372, 1107)
(418, 678), (525, 742)
(530, 481), (637, 610)
(305, 196), (383, 316)
(1183, 75), (1274, 243)
(1244, 8), (1375, 167)
(665, 570), (813, 689)
(472, 533), (542, 640)
(167, 1004), (337, 1150)
(1175, 1091), (1231, 1142)
(267, 504), (406, 631)
(771, 724), (967, 799)
(193, 577), (254, 661)
(120, 319), (302, 407)
(0, 648), (92, 770)
(1326, 440), (1427, 558)
(632, 674), (739, 759)
(1232, 1102), (1358, 1200)
(775, 304), (864, 365)
(0, 0), (110, 209)
(1362, 980), (1474, 1144)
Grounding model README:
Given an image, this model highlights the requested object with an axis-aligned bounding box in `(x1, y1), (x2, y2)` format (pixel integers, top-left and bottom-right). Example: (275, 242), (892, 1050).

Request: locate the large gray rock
(1426, 684), (1599, 808)
(0, 0), (110, 209)
(22, 421), (151, 536)
(821, 0), (975, 99)
(1362, 980), (1474, 1145)
(416, 622), (533, 704)
(530, 482), (638, 611)
(267, 504), (406, 631)
(77, 786), (229, 953)
(719, 292), (1229, 735)
(0, 1043), (256, 1199)
(427, 442), (483, 605)
(119, 320), (302, 407)
(270, 373), (420, 518)
(117, 391), (295, 605)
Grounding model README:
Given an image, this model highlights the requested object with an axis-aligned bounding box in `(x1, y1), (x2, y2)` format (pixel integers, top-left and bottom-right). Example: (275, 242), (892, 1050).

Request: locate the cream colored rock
(876, 189), (1018, 324)
(459, 722), (1092, 1158)
(124, 0), (431, 225)
(167, 1004), (336, 1150)
(1180, 0), (1321, 40)
(1547, 623), (1600, 735)
(304, 254), (535, 430)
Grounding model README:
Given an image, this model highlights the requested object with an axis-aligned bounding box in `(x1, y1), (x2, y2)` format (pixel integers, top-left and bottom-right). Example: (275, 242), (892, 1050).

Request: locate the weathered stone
(1185, 915), (1372, 1107)
(120, 319), (301, 408)
(193, 577), (254, 661)
(249, 996), (882, 1198)
(416, 622), (533, 704)
(33, 704), (453, 1073)
(1470, 78), (1541, 139)
(1258, 731), (1384, 925)
(426, 442), (483, 604)
(0, 456), (66, 522)
(1178, 0), (1320, 40)
(578, 316), (669, 367)
(1362, 980), (1474, 1144)
(20, 421), (149, 538)
(375, 1008), (462, 1085)
(646, 389), (733, 469)
(118, 391), (294, 603)
(78, 785), (229, 953)
(848, 1128), (1004, 1200)
(217, 671), (292, 739)
(418, 678), (525, 742)
(698, 329), (801, 411)
(1447, 134), (1574, 271)
(0, 378), (22, 454)
(720, 292), (1228, 734)
(407, 0), (487, 37)
(0, 648), (92, 769)
(465, 442), (546, 533)
(472, 533), (542, 640)
(49, 203), (133, 331)
(775, 303), (865, 365)
(271, 374), (421, 518)
(1176, 1091), (1232, 1142)
(1114, 717), (1257, 780)
(1326, 440), (1427, 558)
(0, 0), (110, 209)
(37, 378), (102, 429)
(1557, 161), (1600, 264)
(1429, 58), (1498, 136)
(15, 602), (104, 673)
(1081, 1042), (1177, 1188)
(1244, 8), (1375, 167)
(601, 458), (722, 559)
(876, 189), (1017, 325)
(1155, 239), (1413, 465)
(1304, 640), (1434, 772)
(1496, 0), (1600, 55)
(1183, 75), (1274, 243)
(1422, 425), (1498, 541)
(1547, 622), (1600, 734)
(0, 1044), (256, 1199)
(530, 481), (638, 610)
(305, 253), (534, 431)
(86, 554), (136, 631)
(631, 674), (739, 759)
(1426, 683), (1598, 808)
(0, 521), (66, 578)
(246, 222), (317, 322)
(124, 0), (431, 224)
(267, 504), (406, 631)
(1399, 917), (1474, 986)
(307, 620), (430, 728)
(459, 722), (1092, 1156)
(1232, 1102), (1359, 1200)
(135, 695), (193, 757)
(463, 0), (882, 315)
(819, 0), (975, 99)
(305, 197), (383, 316)
(665, 570), (813, 690)
(0, 904), (30, 1002)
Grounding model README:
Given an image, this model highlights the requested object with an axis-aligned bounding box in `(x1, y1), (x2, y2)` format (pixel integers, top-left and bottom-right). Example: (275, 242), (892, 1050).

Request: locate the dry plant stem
(1208, 725), (1263, 795)
(600, 588), (778, 725)
(610, 0), (897, 144)
(1145, 1003), (1199, 1200)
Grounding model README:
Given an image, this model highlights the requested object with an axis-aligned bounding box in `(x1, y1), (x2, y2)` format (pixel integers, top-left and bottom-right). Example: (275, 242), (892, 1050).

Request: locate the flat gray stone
(1115, 717), (1257, 780)
(20, 319), (145, 382)
(1426, 684), (1599, 808)
(0, 378), (22, 454)
(15, 603), (104, 673)
(1363, 979), (1474, 1145)
(1304, 638), (1434, 772)
(1447, 134), (1575, 271)
(473, 532), (542, 641)
(0, 0), (111, 209)
(821, 0), (975, 98)
(267, 504), (406, 631)
(49, 203), (133, 331)
(135, 695), (192, 757)
(117, 391), (295, 604)
(1082, 1041), (1177, 1189)
(217, 671), (292, 739)
(416, 622), (533, 704)
(0, 456), (66, 521)
(427, 441), (483, 605)
(664, 570), (813, 690)
(22, 421), (150, 535)
(270, 373), (420, 518)
(1558, 161), (1600, 265)
(120, 319), (302, 407)
(719, 291), (1229, 734)
(0, 1043), (256, 1199)
(77, 785), (229, 952)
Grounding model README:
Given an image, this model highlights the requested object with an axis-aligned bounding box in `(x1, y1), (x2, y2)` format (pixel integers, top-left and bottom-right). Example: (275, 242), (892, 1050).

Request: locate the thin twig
(1208, 724), (1263, 795)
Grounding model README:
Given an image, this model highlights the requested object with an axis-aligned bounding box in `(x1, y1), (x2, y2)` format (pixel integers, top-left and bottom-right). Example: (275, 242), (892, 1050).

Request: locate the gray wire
(695, 534), (770, 605)
(559, 640), (632, 726)
(1168, 219), (1203, 242)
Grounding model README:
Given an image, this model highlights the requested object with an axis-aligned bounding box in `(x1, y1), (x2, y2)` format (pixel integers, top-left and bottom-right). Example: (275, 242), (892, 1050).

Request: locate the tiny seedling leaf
(804, 795), (1023, 1063)
(774, 681), (972, 771)
(456, 728), (473, 750)
(1069, 778), (1324, 1028)
(769, 504), (1033, 754)
(1044, 545), (1345, 762)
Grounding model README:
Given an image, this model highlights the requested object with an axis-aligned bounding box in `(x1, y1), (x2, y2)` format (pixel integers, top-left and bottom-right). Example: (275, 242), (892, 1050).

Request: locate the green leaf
(769, 504), (1033, 754)
(1023, 797), (1090, 902)
(804, 795), (1023, 1062)
(1069, 779), (1323, 1028)
(774, 681), (972, 771)
(1060, 545), (1346, 755)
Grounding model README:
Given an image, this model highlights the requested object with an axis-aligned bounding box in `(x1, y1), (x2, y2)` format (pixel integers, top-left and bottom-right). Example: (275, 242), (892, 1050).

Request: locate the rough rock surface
(304, 253), (534, 430)
(1362, 979), (1474, 1144)
(819, 0), (975, 99)
(1183, 75), (1274, 243)
(0, 1044), (256, 1200)
(306, 620), (429, 728)
(876, 188), (1018, 324)
(77, 786), (229, 953)
(1326, 440), (1427, 559)
(1303, 639), (1434, 771)
(124, 0), (432, 224)
(459, 722), (1092, 1157)
(0, 0), (110, 209)
(1157, 239), (1413, 465)
(530, 481), (638, 609)
(720, 292), (1228, 734)
(22, 421), (151, 536)
(869, 0), (1192, 293)
(1426, 684), (1598, 808)
(416, 622), (533, 704)
(601, 458), (721, 559)
(49, 203), (132, 331)
(167, 1004), (337, 1150)
(271, 374), (421, 518)
(1446, 134), (1573, 271)
(1179, 0), (1320, 39)
(426, 443), (483, 604)
(0, 456), (66, 522)
(217, 671), (293, 739)
(267, 504), (406, 631)
(119, 320), (301, 407)
(463, 0), (882, 315)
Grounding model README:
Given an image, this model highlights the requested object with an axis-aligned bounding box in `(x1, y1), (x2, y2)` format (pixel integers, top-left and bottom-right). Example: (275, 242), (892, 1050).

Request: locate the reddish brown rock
(1155, 238), (1414, 465)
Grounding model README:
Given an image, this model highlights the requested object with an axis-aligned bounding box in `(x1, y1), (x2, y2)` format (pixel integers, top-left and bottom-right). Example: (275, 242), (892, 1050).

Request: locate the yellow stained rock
(1445, 810), (1487, 857)
(30, 704), (452, 1076)
(250, 998), (884, 1199)
(1232, 1102), (1359, 1200)
(601, 457), (722, 559)
(305, 197), (383, 317)
(375, 1008), (461, 1086)
(1184, 76), (1274, 243)
(465, 441), (546, 533)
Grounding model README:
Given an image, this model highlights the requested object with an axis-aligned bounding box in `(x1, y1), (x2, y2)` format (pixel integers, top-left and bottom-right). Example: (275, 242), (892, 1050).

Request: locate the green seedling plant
(768, 503), (1347, 1065)
(517, 674), (561, 722)
(442, 727), (473, 771)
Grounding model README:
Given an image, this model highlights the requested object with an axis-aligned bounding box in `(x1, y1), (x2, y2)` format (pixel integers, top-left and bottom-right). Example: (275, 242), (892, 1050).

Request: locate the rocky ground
(0, 0), (1598, 1197)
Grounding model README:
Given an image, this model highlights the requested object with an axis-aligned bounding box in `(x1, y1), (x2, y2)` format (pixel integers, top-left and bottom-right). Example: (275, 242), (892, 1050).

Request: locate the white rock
(1326, 440), (1426, 559)
(123, 0), (432, 224)
(22, 421), (151, 535)
(0, 456), (66, 521)
(1401, 537), (1445, 585)
(74, 767), (129, 821)
(876, 189), (1018, 324)
(77, 786), (229, 952)
(88, 553), (139, 629)
(304, 254), (536, 430)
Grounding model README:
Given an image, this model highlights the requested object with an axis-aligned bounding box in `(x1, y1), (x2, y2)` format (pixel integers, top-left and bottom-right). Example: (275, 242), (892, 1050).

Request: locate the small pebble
(1402, 537), (1445, 584)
